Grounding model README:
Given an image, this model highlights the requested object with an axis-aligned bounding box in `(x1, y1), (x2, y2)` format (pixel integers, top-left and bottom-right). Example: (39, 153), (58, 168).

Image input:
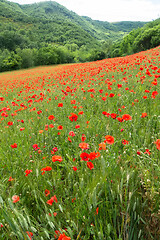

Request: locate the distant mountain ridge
(20, 1), (147, 41)
(0, 0), (148, 45)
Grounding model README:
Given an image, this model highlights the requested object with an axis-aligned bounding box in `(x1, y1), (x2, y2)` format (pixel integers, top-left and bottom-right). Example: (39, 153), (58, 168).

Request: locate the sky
(9, 0), (160, 22)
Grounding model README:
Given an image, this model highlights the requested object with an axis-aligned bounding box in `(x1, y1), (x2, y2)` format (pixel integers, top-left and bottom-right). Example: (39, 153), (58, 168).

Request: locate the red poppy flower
(102, 111), (110, 117)
(52, 155), (63, 162)
(89, 152), (97, 160)
(117, 84), (122, 88)
(117, 117), (123, 122)
(11, 143), (17, 148)
(99, 142), (106, 150)
(45, 189), (50, 197)
(57, 125), (63, 130)
(122, 139), (129, 145)
(78, 111), (84, 115)
(73, 166), (77, 171)
(151, 91), (158, 98)
(8, 121), (13, 126)
(37, 110), (42, 114)
(143, 96), (147, 99)
(104, 135), (114, 145)
(69, 131), (75, 137)
(111, 113), (117, 119)
(32, 144), (39, 150)
(48, 115), (55, 120)
(141, 113), (147, 118)
(44, 166), (52, 171)
(58, 233), (71, 240)
(95, 207), (99, 215)
(54, 230), (61, 238)
(72, 197), (76, 203)
(79, 142), (89, 150)
(25, 169), (32, 176)
(52, 147), (58, 152)
(41, 166), (52, 175)
(12, 195), (20, 203)
(47, 195), (58, 205)
(26, 231), (33, 240)
(68, 113), (78, 122)
(95, 152), (100, 158)
(154, 139), (160, 150)
(87, 161), (94, 170)
(71, 100), (76, 104)
(137, 151), (141, 155)
(122, 114), (132, 121)
(144, 149), (151, 155)
(80, 152), (89, 161)
(68, 136), (72, 142)
(49, 124), (54, 128)
(58, 103), (63, 107)
(8, 176), (14, 181)
(109, 93), (115, 98)
(101, 97), (106, 101)
(81, 134), (86, 142)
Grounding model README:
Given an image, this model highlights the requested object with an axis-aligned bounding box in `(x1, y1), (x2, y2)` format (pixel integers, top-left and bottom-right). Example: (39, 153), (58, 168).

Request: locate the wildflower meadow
(0, 46), (160, 239)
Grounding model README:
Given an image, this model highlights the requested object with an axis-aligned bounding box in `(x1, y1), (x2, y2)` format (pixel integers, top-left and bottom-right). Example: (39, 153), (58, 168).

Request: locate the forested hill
(20, 1), (147, 42)
(110, 18), (160, 57)
(0, 0), (159, 73)
(0, 0), (147, 47)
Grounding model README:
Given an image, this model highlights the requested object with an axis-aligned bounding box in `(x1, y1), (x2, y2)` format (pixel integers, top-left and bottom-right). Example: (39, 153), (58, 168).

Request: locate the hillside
(0, 1), (99, 49)
(20, 1), (147, 42)
(0, 0), (33, 22)
(0, 0), (147, 47)
(1, 0), (159, 73)
(110, 18), (160, 57)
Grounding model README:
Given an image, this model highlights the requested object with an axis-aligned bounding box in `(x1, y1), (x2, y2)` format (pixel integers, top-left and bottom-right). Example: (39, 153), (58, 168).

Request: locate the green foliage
(112, 21), (148, 32)
(133, 24), (160, 52)
(21, 1), (145, 42)
(0, 0), (159, 72)
(0, 50), (22, 72)
(0, 30), (29, 51)
(16, 48), (35, 69)
(110, 18), (160, 57)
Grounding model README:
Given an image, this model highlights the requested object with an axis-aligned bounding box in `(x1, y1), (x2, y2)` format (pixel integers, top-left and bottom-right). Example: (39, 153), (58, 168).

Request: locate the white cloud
(9, 0), (160, 21)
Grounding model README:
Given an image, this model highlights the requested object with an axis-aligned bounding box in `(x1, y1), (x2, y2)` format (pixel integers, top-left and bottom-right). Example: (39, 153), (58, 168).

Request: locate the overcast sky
(9, 0), (160, 22)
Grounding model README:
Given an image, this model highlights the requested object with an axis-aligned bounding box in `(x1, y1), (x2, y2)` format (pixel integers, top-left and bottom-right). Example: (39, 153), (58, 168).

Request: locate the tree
(1, 51), (22, 71)
(16, 48), (35, 69)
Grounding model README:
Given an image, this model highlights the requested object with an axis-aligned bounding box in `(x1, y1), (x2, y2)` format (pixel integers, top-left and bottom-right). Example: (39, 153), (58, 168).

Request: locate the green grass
(0, 47), (160, 239)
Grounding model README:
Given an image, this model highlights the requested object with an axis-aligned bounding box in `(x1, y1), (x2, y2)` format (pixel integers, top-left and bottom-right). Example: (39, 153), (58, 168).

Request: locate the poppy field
(0, 46), (160, 240)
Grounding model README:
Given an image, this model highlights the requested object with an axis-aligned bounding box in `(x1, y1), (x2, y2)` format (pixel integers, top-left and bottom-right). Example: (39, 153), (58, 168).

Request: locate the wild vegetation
(110, 18), (160, 57)
(0, 46), (159, 239)
(0, 0), (149, 72)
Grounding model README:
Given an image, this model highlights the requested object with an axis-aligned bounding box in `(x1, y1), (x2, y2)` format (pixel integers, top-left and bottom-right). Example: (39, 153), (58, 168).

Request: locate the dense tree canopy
(110, 18), (160, 57)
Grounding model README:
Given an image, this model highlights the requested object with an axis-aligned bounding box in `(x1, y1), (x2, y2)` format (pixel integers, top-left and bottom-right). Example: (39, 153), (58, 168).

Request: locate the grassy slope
(0, 47), (159, 239)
